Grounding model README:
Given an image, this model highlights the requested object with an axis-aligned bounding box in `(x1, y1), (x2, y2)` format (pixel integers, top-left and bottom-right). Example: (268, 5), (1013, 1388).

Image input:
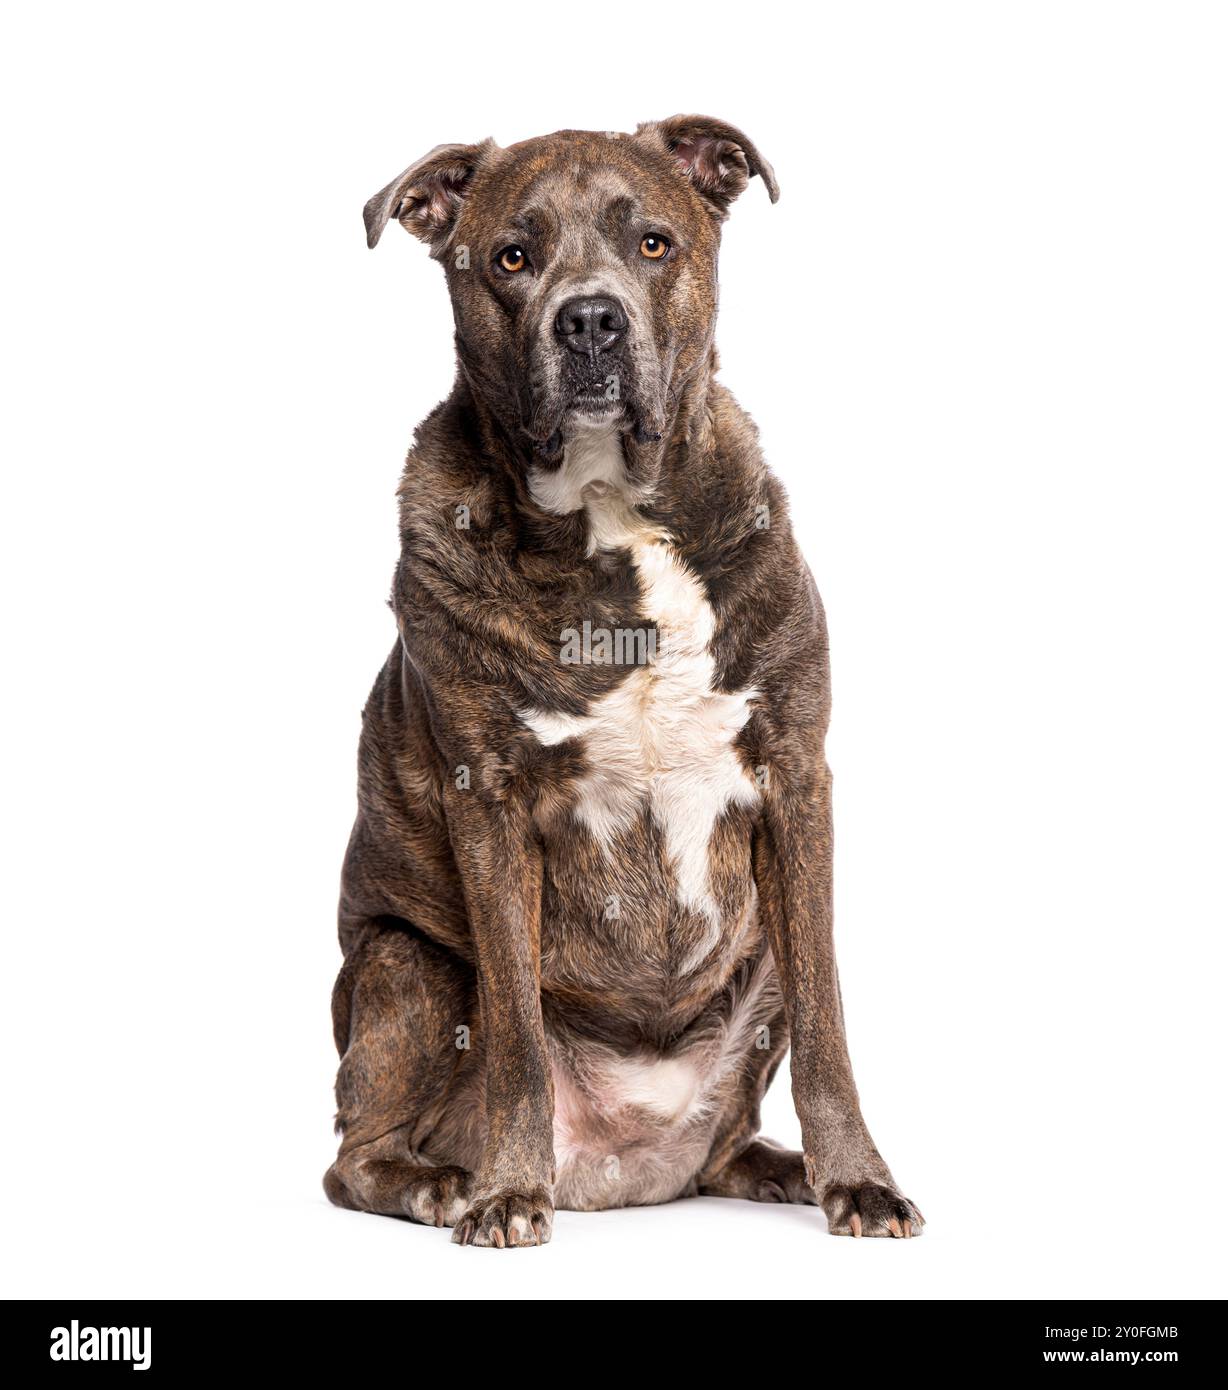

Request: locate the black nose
(555, 296), (627, 356)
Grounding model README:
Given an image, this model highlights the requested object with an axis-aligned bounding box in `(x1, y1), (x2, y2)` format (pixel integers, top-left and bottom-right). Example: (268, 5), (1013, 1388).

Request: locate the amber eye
(640, 234), (670, 260)
(498, 245), (527, 273)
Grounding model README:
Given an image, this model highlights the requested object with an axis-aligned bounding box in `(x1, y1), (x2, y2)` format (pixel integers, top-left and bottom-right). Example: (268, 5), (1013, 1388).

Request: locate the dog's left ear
(636, 115), (779, 217)
(363, 139), (496, 251)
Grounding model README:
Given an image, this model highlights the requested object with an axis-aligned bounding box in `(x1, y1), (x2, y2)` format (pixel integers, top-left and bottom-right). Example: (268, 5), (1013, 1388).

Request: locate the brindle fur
(326, 117), (923, 1246)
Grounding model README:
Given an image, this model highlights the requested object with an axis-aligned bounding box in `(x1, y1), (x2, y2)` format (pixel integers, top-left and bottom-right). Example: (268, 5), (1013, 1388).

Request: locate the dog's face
(365, 118), (777, 456)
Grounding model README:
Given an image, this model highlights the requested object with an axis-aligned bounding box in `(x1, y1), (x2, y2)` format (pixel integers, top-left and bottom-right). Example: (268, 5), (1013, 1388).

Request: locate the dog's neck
(527, 415), (662, 555)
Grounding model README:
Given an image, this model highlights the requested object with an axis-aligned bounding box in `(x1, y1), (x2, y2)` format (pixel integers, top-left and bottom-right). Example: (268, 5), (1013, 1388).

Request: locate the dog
(324, 116), (923, 1247)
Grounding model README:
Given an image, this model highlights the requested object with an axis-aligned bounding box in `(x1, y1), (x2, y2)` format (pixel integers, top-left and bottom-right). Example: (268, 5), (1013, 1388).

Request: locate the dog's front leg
(754, 763), (924, 1238)
(446, 792), (554, 1248)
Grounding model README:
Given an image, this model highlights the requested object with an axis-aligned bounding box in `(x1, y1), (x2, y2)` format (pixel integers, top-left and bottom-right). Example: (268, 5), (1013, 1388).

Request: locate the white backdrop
(2, 1), (1225, 1300)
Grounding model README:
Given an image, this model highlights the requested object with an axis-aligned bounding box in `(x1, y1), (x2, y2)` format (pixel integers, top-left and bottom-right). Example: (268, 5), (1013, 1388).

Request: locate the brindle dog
(324, 116), (923, 1247)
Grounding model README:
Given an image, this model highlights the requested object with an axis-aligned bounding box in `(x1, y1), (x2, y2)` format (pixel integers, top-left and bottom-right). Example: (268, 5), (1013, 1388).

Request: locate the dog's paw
(451, 1187), (554, 1248)
(820, 1181), (924, 1238)
(402, 1165), (472, 1228)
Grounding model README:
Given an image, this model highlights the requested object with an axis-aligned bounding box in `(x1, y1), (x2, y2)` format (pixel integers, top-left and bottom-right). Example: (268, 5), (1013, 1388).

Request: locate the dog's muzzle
(550, 294), (630, 418)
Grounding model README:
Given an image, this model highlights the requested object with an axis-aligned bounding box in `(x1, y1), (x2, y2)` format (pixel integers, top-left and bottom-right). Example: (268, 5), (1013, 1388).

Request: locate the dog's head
(364, 117), (777, 461)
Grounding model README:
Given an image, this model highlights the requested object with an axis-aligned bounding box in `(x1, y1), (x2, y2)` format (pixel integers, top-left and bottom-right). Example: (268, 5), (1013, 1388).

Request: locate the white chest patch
(525, 421), (759, 972)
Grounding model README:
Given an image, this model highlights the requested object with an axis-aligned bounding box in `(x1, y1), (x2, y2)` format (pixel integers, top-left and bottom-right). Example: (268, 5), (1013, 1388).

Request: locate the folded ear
(363, 139), (496, 250)
(636, 115), (779, 217)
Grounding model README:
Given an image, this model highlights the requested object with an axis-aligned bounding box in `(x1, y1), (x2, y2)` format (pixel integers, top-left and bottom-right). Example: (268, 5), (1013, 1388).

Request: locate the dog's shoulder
(392, 395), (535, 630)
(397, 397), (505, 559)
(660, 384), (810, 610)
(664, 384), (827, 707)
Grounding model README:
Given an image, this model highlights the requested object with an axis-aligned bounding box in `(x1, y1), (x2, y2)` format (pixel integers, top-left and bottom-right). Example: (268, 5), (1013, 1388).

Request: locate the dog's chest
(523, 425), (760, 956)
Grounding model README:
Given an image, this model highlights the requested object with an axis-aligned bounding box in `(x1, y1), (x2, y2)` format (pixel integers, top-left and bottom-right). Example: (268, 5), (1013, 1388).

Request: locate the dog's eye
(639, 234), (670, 260)
(498, 245), (528, 273)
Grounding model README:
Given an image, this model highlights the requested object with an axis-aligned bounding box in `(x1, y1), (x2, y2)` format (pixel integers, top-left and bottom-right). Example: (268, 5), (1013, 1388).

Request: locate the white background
(2, 1), (1225, 1301)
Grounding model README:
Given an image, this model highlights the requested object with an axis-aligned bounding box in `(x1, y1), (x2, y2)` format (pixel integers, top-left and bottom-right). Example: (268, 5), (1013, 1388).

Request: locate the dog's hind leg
(694, 989), (810, 1205)
(324, 919), (478, 1226)
(698, 1139), (818, 1206)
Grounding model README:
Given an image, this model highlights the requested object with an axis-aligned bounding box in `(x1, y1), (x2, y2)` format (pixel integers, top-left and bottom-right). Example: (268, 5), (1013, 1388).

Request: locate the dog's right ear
(363, 140), (495, 251)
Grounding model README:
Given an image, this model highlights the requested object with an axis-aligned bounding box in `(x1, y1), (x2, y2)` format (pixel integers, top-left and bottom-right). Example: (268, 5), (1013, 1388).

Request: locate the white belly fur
(524, 418), (760, 974)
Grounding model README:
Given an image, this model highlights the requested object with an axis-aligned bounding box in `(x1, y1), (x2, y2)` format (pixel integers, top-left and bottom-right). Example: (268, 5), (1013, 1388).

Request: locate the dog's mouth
(560, 349), (628, 415)
(522, 338), (664, 463)
(568, 387), (624, 415)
